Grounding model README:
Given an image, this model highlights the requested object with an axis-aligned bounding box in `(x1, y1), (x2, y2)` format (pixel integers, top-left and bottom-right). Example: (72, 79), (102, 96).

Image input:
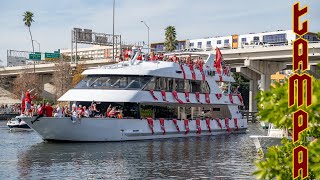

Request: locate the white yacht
(21, 51), (247, 141)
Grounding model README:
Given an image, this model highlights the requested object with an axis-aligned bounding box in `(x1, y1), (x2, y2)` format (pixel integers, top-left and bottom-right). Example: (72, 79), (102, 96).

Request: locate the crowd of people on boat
(121, 48), (208, 68)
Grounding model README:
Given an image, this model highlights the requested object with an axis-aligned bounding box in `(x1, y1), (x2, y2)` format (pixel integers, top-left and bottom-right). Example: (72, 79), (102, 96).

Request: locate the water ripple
(0, 121), (266, 179)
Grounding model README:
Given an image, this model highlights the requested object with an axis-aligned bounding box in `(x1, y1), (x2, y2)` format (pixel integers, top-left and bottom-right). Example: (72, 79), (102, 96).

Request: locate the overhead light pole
(32, 40), (40, 52)
(141, 21), (150, 54)
(112, 0), (115, 61)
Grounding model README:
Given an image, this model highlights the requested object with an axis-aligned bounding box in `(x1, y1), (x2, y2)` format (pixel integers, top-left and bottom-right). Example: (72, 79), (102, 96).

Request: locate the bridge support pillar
(308, 64), (320, 79)
(244, 59), (286, 91)
(260, 74), (271, 91)
(236, 67), (259, 112)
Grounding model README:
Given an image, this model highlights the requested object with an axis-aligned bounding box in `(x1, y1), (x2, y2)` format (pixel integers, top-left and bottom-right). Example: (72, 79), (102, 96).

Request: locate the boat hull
(22, 116), (247, 142)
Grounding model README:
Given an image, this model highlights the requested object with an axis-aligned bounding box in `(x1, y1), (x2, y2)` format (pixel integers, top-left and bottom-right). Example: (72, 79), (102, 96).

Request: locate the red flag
(214, 47), (223, 74)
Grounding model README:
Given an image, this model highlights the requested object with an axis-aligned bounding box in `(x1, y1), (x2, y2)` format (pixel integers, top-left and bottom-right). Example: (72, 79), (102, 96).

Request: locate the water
(0, 120), (266, 179)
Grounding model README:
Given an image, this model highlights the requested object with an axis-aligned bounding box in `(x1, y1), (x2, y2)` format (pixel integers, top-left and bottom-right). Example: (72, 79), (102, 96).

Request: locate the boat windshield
(75, 75), (152, 89)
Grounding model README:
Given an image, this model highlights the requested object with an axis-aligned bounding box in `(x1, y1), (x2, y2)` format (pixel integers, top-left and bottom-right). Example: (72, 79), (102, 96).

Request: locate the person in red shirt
(45, 103), (54, 117)
(158, 53), (164, 61)
(24, 89), (36, 116)
(31, 104), (45, 124)
(137, 54), (143, 61)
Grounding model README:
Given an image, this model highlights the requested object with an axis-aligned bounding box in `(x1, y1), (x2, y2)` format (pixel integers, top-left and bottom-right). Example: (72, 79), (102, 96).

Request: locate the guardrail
(241, 111), (258, 123)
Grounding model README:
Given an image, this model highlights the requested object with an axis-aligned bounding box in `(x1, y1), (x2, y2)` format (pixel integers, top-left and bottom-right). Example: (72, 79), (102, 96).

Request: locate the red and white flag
(214, 47), (225, 74)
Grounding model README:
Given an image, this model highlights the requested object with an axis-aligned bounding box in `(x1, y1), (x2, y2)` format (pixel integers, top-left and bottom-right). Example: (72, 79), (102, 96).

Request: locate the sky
(0, 0), (319, 65)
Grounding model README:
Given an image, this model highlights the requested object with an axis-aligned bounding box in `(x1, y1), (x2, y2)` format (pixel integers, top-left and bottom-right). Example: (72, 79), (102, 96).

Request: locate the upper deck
(82, 52), (235, 82)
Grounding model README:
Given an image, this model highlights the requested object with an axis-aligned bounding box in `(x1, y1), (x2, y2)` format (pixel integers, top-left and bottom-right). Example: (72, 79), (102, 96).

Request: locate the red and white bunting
(215, 93), (222, 100)
(159, 118), (166, 134)
(184, 119), (190, 134)
(219, 75), (223, 82)
(172, 91), (184, 104)
(206, 118), (211, 133)
(234, 118), (239, 131)
(184, 92), (190, 102)
(149, 90), (158, 101)
(199, 65), (206, 81)
(195, 92), (202, 103)
(189, 65), (196, 80)
(196, 119), (201, 134)
(205, 93), (210, 103)
(223, 67), (230, 76)
(229, 94), (234, 104)
(173, 119), (180, 132)
(180, 64), (186, 79)
(147, 118), (154, 134)
(161, 90), (168, 102)
(225, 118), (231, 132)
(215, 118), (222, 129)
(237, 94), (243, 105)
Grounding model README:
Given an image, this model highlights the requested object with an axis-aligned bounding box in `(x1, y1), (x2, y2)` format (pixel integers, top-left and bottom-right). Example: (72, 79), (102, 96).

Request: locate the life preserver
(159, 118), (166, 135)
(184, 119), (190, 134)
(196, 119), (201, 134)
(147, 118), (154, 134)
(173, 119), (180, 132)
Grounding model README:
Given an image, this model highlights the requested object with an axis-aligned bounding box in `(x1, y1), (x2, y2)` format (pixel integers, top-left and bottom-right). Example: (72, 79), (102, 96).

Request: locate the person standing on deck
(45, 103), (53, 117)
(24, 89), (36, 116)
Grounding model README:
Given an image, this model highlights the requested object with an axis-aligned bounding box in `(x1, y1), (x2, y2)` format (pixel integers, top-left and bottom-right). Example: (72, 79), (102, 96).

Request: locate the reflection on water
(0, 121), (266, 179)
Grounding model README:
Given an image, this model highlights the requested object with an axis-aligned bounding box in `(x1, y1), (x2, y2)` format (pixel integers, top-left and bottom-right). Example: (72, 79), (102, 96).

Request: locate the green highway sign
(29, 52), (41, 60)
(45, 52), (60, 60)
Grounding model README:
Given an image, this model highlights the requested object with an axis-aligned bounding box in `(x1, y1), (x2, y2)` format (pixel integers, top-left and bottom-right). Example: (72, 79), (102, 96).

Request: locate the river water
(0, 120), (266, 179)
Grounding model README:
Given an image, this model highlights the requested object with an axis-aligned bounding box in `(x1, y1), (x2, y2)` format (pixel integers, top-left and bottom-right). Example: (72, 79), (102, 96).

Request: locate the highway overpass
(0, 42), (319, 110)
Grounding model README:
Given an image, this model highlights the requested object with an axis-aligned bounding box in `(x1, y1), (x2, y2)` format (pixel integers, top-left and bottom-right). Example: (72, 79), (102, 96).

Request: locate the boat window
(191, 81), (201, 93)
(75, 76), (152, 89)
(140, 105), (154, 119)
(201, 81), (210, 93)
(144, 77), (210, 93)
(154, 105), (178, 119)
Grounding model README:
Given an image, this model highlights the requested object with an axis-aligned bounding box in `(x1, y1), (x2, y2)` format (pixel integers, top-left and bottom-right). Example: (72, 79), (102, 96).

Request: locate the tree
(53, 60), (72, 99)
(23, 11), (35, 72)
(317, 32), (320, 39)
(253, 77), (320, 179)
(164, 26), (178, 52)
(71, 64), (86, 86)
(12, 72), (42, 101)
(231, 72), (249, 109)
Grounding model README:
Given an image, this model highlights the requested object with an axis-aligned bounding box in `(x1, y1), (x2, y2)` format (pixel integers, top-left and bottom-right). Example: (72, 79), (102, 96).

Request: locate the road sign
(29, 52), (41, 60)
(45, 51), (60, 60)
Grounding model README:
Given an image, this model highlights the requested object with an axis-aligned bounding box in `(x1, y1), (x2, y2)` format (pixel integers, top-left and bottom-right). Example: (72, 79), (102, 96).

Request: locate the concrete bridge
(0, 43), (319, 110)
(221, 42), (320, 111)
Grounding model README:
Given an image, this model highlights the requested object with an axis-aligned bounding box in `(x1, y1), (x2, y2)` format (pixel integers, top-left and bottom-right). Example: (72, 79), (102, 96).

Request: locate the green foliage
(317, 32), (320, 39)
(254, 77), (320, 179)
(232, 72), (249, 109)
(23, 11), (35, 53)
(164, 26), (178, 52)
(23, 11), (34, 27)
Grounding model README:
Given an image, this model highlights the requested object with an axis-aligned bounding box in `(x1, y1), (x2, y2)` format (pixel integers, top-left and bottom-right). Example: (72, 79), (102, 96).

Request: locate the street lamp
(140, 21), (150, 54)
(112, 0), (115, 61)
(32, 40), (41, 52)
